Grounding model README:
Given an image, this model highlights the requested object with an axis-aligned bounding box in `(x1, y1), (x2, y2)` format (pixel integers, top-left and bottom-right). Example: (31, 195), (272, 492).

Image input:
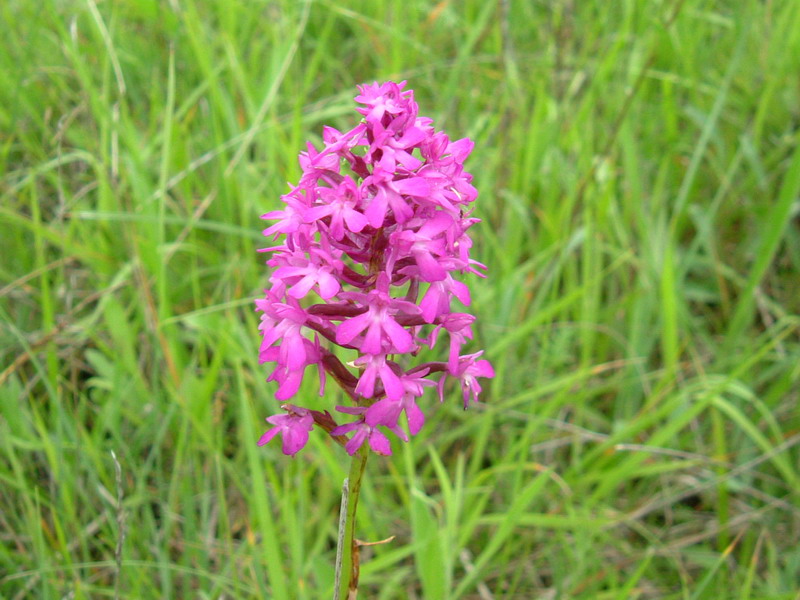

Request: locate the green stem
(335, 445), (369, 600)
(711, 406), (729, 551)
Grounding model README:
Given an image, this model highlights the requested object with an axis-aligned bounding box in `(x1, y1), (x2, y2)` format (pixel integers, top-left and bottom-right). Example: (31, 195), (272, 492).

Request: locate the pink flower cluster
(256, 81), (494, 457)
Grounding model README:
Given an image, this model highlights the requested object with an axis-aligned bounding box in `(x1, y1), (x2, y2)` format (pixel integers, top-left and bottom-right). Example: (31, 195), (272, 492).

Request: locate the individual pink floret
(258, 406), (314, 456)
(438, 352), (496, 409)
(331, 406), (392, 456)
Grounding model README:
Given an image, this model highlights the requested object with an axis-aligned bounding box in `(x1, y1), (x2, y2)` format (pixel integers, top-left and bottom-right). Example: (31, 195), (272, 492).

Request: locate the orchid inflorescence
(256, 81), (494, 457)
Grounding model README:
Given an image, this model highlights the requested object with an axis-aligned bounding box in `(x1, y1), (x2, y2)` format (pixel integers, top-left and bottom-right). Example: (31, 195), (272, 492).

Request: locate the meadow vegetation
(1, 0), (799, 598)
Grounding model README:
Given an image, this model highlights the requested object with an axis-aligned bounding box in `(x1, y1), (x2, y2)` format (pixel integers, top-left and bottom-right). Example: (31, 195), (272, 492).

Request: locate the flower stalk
(334, 445), (369, 600)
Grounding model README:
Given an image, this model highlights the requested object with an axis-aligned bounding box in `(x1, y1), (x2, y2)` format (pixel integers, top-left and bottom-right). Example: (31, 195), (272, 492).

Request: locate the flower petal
(257, 427), (280, 447)
(383, 318), (413, 352)
(393, 177), (430, 198)
(368, 429), (392, 455)
(282, 427), (309, 456)
(405, 399), (425, 435)
(345, 428), (367, 455)
(344, 208), (369, 233)
(380, 364), (404, 401)
(414, 250), (447, 282)
(360, 321), (384, 355)
(317, 272), (340, 300)
(336, 313), (371, 346)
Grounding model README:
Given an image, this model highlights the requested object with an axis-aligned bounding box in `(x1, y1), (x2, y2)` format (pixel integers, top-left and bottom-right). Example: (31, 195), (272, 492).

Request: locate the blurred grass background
(2, 0), (800, 598)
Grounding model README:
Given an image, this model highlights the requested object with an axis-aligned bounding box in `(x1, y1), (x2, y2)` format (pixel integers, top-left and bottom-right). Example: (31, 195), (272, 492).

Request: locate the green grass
(2, 0), (800, 598)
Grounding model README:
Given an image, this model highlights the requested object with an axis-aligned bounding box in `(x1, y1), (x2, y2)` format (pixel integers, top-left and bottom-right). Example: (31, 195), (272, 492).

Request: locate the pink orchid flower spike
(256, 81), (493, 456)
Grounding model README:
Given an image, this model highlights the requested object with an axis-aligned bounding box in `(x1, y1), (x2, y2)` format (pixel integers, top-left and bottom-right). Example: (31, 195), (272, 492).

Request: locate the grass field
(2, 0), (800, 598)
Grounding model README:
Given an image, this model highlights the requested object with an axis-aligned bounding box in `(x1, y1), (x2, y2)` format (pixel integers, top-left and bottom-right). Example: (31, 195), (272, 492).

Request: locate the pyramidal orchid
(254, 81), (494, 597)
(257, 80), (493, 458)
